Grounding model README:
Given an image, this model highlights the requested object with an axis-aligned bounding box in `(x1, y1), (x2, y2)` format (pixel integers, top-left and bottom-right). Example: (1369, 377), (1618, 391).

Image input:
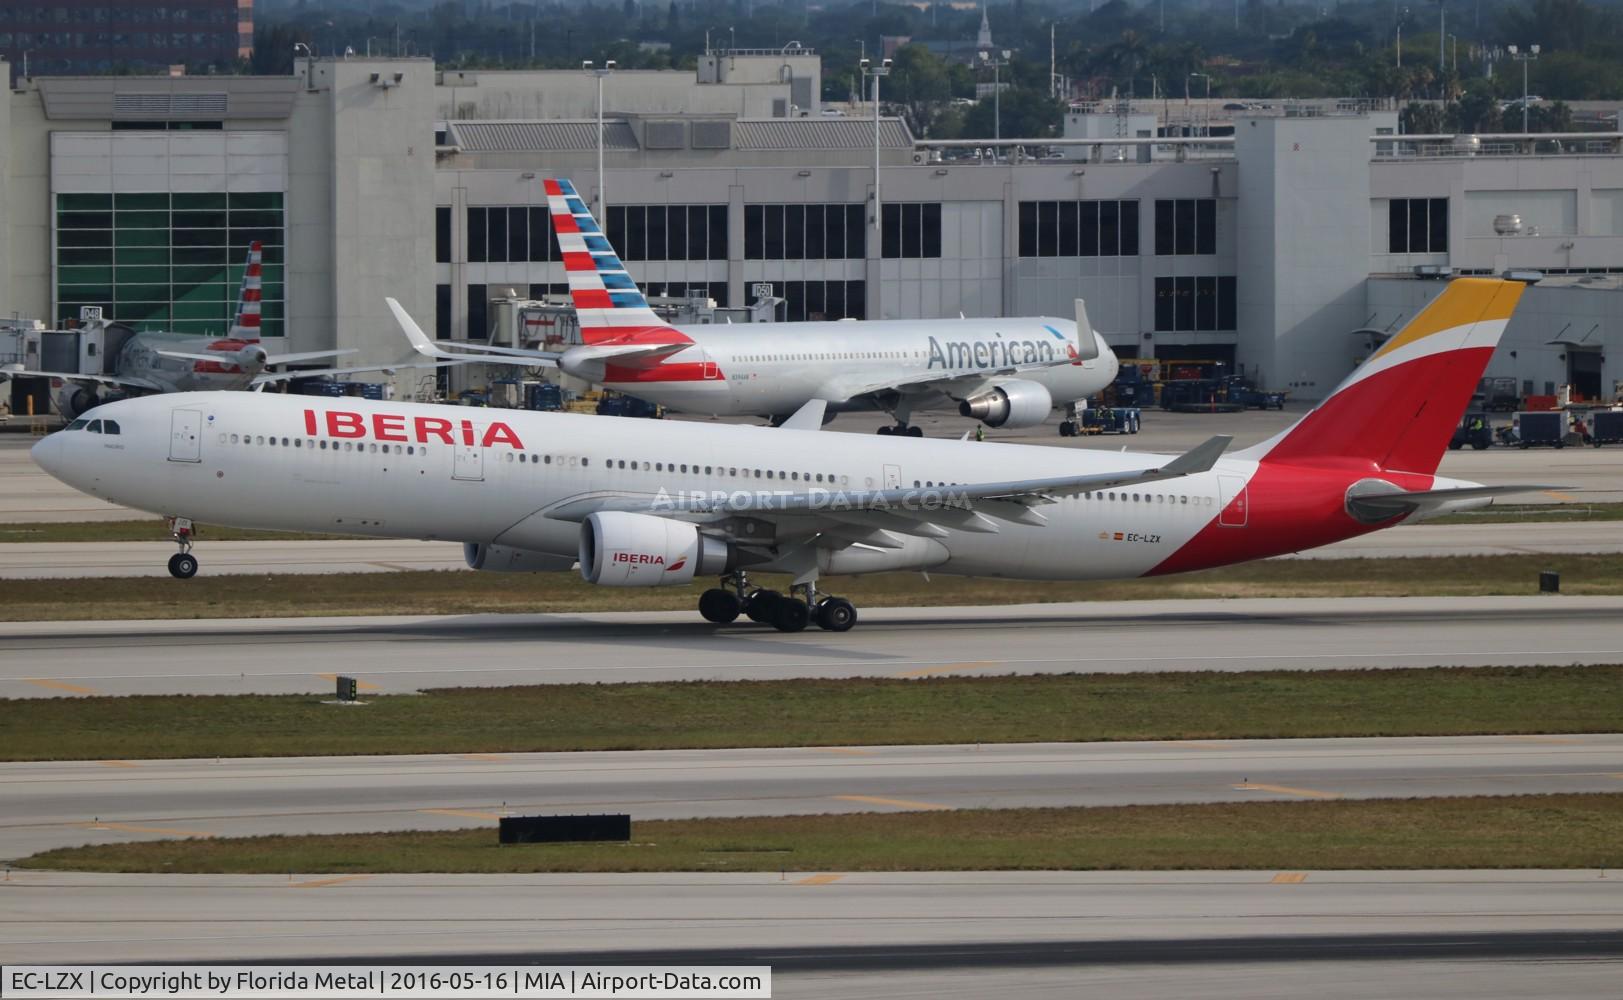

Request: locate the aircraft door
(168, 408), (202, 463)
(1217, 475), (1248, 527)
(453, 426), (484, 482)
(882, 464), (902, 490)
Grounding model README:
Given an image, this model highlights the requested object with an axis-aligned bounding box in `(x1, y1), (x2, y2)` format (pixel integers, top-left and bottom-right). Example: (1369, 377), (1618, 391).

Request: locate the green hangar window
(55, 191), (287, 338)
(1018, 200), (1140, 257)
(1154, 276), (1237, 332)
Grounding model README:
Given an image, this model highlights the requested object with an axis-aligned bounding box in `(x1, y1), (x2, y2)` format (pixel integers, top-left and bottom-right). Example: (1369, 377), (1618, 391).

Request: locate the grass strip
(3, 666), (1618, 762)
(1429, 502), (1623, 524)
(20, 794), (1623, 874)
(0, 519), (355, 543)
(3, 553), (1623, 621)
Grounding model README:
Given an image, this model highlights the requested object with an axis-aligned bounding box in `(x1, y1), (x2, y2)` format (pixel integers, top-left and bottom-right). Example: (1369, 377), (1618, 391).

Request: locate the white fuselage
(31, 391), (1320, 584)
(579, 317), (1117, 418)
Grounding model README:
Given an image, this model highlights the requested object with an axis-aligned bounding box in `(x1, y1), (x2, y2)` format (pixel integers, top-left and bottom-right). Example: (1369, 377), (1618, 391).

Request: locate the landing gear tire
(167, 552), (198, 579)
(771, 597), (811, 633)
(744, 589), (782, 624)
(698, 588), (742, 624)
(909, 425), (923, 437)
(877, 425), (892, 436)
(879, 423), (924, 437)
(815, 597), (857, 632)
(1059, 420), (1078, 437)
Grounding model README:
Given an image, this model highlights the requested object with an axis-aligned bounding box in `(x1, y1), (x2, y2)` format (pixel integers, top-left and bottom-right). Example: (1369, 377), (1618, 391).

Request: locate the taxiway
(3, 596), (1620, 697)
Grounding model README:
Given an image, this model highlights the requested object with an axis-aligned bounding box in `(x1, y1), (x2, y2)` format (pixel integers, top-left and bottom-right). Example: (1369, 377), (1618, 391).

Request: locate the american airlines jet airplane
(7, 244), (436, 419)
(394, 178), (1117, 436)
(33, 277), (1550, 632)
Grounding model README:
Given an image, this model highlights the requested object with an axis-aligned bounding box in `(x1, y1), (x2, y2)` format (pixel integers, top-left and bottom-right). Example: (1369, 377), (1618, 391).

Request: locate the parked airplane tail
(228, 241), (263, 342)
(1240, 278), (1525, 476)
(543, 179), (688, 347)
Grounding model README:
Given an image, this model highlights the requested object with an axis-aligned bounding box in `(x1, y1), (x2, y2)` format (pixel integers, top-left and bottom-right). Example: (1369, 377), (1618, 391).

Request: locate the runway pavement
(3, 596), (1621, 698)
(3, 869), (1619, 998)
(3, 520), (1622, 578)
(4, 735), (1621, 860)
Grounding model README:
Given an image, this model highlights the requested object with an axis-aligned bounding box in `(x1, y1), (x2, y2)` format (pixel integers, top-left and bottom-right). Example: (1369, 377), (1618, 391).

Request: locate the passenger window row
(217, 433), (430, 458)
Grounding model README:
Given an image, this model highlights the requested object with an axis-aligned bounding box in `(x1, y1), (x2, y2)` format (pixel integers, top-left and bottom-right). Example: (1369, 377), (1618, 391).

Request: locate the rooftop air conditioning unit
(1413, 265), (1454, 278)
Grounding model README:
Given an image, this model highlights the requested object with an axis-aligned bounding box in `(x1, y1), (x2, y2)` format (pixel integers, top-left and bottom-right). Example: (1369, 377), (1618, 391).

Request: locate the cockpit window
(102, 420), (120, 435)
(65, 419), (89, 431)
(86, 420), (103, 434)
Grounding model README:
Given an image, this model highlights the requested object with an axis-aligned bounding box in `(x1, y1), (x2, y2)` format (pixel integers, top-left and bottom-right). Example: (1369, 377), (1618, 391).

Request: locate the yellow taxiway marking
(315, 673), (381, 691)
(892, 660), (1000, 679)
(794, 874), (846, 886)
(833, 794), (953, 811)
(1503, 735), (1587, 745)
(23, 678), (99, 695)
(80, 821), (215, 838)
(94, 760), (140, 768)
(812, 747), (875, 756)
(420, 808), (505, 821)
(1233, 783), (1341, 800)
(1271, 872), (1309, 884)
(456, 754), (510, 762)
(1543, 490), (1578, 501)
(291, 875), (373, 889)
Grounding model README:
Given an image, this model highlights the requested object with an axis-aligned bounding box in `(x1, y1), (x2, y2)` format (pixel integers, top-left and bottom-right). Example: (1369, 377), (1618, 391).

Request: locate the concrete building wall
(1236, 116), (1373, 394)
(437, 70), (792, 122)
(309, 57), (437, 369)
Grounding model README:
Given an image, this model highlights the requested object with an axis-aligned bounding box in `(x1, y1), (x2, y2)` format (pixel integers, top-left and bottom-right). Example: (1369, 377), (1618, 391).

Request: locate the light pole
(860, 57), (892, 233)
(979, 49), (1010, 142)
(583, 60), (616, 212)
(1508, 44), (1539, 133)
(855, 38), (866, 111)
(1436, 0), (1445, 86)
(1190, 72), (1211, 136)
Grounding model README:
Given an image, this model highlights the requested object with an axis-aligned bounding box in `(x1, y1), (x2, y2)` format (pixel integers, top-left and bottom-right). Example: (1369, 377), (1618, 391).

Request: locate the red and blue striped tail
(543, 179), (686, 346)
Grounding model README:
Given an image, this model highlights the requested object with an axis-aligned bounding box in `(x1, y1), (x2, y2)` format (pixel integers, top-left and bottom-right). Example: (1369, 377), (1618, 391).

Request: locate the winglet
(1159, 435), (1232, 477)
(387, 297), (450, 360)
(1072, 298), (1100, 362)
(779, 399), (828, 431)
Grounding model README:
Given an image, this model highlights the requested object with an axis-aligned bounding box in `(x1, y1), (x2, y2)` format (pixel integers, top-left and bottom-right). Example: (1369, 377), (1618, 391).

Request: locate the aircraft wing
(546, 435), (1232, 536)
(814, 358), (1084, 406)
(0, 368), (163, 392)
(265, 348), (358, 366)
(249, 358), (466, 386)
(388, 296), (561, 367)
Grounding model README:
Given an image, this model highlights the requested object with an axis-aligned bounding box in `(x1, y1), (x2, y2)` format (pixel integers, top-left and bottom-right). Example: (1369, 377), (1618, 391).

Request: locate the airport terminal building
(2, 51), (1622, 401)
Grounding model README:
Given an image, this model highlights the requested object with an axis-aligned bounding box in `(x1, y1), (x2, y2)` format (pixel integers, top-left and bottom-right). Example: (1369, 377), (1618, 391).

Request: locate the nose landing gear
(166, 517), (199, 579)
(697, 572), (859, 632)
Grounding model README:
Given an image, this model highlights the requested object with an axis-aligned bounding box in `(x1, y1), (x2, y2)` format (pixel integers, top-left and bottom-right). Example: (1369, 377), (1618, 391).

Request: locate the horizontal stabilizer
(1347, 482), (1570, 522)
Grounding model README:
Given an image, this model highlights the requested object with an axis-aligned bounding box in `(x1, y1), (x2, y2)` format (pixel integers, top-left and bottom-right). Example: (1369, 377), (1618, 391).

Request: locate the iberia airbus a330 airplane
(392, 178), (1117, 436)
(33, 277), (1552, 632)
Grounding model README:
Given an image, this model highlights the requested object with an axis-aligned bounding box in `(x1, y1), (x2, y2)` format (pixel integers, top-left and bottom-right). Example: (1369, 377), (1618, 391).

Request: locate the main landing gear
(877, 422), (923, 437)
(698, 572), (858, 633)
(166, 517), (199, 579)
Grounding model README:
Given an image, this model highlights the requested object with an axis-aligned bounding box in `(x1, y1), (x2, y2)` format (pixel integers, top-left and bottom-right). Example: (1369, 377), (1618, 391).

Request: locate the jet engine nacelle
(52, 384), (102, 421)
(957, 380), (1053, 428)
(579, 511), (731, 587)
(464, 542), (576, 573)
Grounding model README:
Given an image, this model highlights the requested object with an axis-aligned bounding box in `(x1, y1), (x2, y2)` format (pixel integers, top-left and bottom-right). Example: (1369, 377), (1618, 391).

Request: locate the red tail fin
(1243, 278), (1525, 475)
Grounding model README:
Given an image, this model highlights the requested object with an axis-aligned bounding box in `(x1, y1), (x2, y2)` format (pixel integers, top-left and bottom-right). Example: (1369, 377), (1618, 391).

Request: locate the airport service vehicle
(5, 244), (424, 419)
(395, 178), (1118, 437)
(33, 279), (1553, 631)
